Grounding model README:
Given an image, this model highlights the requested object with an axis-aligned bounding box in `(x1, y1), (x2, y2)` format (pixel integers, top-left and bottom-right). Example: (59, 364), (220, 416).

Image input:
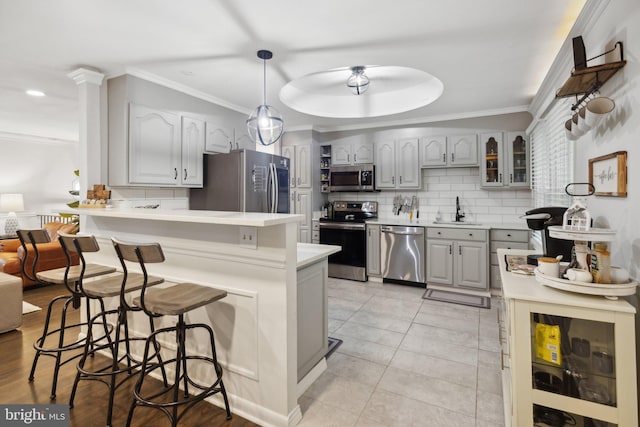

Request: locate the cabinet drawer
(490, 241), (530, 255)
(427, 227), (487, 242)
(312, 221), (320, 231)
(490, 229), (529, 242)
(312, 230), (319, 241)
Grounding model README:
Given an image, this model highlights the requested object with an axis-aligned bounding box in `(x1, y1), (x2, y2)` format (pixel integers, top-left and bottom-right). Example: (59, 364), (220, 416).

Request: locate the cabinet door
(204, 122), (233, 154)
(129, 104), (181, 185)
(506, 132), (529, 188)
(281, 145), (296, 188)
(454, 241), (487, 290)
(480, 132), (505, 188)
(296, 189), (312, 243)
(374, 140), (396, 189)
(331, 142), (351, 165)
(181, 116), (204, 186)
(352, 142), (374, 164)
(235, 132), (255, 151)
(396, 138), (421, 189)
(297, 261), (328, 380)
(367, 224), (381, 276)
(449, 134), (478, 167)
(419, 136), (447, 167)
(426, 239), (453, 285)
(295, 144), (312, 188)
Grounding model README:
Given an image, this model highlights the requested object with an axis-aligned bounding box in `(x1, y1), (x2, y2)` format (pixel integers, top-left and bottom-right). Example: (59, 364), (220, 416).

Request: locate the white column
(68, 68), (105, 200)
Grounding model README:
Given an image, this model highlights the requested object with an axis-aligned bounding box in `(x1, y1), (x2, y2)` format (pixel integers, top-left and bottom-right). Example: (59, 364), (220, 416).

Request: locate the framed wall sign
(588, 151), (627, 197)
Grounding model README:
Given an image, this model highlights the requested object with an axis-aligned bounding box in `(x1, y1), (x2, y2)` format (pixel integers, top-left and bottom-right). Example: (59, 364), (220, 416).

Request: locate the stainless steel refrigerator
(189, 150), (290, 213)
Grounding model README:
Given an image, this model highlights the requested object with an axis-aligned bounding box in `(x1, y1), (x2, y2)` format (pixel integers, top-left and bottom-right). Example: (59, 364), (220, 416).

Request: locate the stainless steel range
(319, 201), (378, 282)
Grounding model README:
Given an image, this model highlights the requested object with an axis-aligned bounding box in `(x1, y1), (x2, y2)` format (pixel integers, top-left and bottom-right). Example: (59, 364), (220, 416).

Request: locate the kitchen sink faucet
(455, 196), (465, 222)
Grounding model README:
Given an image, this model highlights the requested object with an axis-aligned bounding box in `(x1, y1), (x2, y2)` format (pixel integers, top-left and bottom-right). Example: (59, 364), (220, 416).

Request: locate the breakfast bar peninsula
(75, 207), (340, 427)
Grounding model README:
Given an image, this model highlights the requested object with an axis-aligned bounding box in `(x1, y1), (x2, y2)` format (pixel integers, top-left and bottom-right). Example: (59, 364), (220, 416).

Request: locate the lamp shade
(0, 193), (24, 212)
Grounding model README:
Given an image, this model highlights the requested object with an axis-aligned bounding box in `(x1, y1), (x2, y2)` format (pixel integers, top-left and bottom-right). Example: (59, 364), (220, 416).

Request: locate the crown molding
(68, 67), (105, 86)
(528, 0), (611, 123)
(124, 67), (251, 115)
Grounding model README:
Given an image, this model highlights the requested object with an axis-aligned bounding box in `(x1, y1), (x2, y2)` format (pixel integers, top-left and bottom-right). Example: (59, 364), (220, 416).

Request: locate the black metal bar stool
(56, 232), (167, 427)
(17, 228), (116, 400)
(112, 238), (231, 427)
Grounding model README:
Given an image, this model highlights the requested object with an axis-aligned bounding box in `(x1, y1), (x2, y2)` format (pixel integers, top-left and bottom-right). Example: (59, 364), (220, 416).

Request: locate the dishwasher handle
(381, 226), (424, 235)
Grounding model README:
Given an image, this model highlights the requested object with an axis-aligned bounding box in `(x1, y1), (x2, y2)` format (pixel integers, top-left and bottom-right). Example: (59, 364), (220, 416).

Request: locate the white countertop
(74, 207), (305, 227)
(366, 217), (529, 230)
(498, 248), (635, 313)
(297, 243), (341, 269)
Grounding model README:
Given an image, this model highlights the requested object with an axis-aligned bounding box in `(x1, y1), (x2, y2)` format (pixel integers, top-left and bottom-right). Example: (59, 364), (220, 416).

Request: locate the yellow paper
(535, 323), (561, 366)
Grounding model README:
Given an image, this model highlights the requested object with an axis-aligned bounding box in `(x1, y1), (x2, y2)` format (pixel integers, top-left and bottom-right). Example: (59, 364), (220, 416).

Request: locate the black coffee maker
(523, 207), (574, 264)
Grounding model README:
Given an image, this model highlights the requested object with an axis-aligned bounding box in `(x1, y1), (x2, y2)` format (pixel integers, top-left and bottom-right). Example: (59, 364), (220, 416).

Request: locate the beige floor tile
(362, 389), (476, 427)
(406, 322), (478, 349)
(297, 397), (359, 427)
(476, 389), (505, 425)
(374, 284), (427, 301)
(336, 321), (405, 348)
(421, 298), (480, 313)
(328, 318), (345, 333)
(419, 300), (480, 321)
(333, 334), (398, 365)
(477, 366), (502, 395)
(378, 367), (477, 417)
(328, 287), (376, 304)
(413, 311), (479, 334)
(327, 352), (386, 386)
(389, 349), (477, 388)
(400, 332), (478, 366)
(478, 349), (501, 370)
(349, 310), (412, 334)
(360, 296), (422, 320)
(304, 371), (375, 415)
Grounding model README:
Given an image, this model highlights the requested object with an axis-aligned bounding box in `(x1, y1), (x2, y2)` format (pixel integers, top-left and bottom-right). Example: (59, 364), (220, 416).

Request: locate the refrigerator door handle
(268, 163), (277, 213)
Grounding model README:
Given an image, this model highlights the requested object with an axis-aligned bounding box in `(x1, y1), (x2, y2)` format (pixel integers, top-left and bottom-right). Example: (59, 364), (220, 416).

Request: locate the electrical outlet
(239, 226), (257, 249)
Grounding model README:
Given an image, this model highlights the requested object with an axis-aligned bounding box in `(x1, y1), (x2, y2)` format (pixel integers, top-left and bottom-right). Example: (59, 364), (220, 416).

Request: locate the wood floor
(0, 283), (259, 427)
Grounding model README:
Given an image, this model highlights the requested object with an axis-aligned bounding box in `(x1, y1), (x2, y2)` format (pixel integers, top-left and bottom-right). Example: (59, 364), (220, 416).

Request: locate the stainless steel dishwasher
(380, 225), (426, 284)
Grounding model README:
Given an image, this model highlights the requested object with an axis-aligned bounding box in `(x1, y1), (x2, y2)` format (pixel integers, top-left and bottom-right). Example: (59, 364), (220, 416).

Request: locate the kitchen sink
(432, 221), (482, 226)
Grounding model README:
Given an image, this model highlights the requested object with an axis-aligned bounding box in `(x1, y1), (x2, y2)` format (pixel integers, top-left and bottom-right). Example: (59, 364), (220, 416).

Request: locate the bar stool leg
(29, 294), (66, 383)
(204, 321), (232, 420)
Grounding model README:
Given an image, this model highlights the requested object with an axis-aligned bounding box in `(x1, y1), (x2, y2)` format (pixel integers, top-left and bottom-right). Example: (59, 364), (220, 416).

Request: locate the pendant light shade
(347, 66), (369, 95)
(247, 50), (284, 146)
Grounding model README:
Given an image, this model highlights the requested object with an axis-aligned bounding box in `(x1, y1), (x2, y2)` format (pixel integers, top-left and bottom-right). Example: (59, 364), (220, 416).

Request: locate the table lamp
(0, 193), (24, 235)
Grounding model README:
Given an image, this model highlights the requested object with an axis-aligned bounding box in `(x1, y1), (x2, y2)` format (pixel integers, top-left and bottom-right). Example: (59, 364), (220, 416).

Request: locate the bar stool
(17, 228), (116, 400)
(57, 232), (166, 427)
(111, 238), (231, 426)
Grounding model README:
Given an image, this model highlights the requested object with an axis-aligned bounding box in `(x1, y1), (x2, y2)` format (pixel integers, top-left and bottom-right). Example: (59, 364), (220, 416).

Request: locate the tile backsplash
(109, 187), (189, 209)
(329, 167), (533, 224)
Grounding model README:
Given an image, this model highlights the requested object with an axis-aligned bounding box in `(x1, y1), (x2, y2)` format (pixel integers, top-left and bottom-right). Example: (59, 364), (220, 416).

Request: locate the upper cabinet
(180, 116), (205, 186)
(480, 132), (529, 189)
(128, 104), (182, 186)
(331, 141), (374, 165)
(281, 142), (312, 189)
(420, 134), (478, 168)
(375, 138), (421, 190)
(204, 122), (233, 154)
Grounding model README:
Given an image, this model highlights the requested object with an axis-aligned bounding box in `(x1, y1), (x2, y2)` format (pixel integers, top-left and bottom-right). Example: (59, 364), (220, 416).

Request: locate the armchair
(0, 222), (79, 287)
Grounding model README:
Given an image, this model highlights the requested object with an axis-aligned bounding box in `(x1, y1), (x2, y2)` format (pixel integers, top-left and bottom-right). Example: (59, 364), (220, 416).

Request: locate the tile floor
(298, 278), (504, 427)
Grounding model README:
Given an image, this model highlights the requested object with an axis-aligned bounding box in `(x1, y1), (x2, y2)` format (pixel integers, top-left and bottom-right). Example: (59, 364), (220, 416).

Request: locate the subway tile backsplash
(329, 167), (533, 224)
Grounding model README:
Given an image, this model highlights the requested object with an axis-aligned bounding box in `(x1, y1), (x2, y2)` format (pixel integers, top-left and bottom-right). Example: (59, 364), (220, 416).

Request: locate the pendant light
(346, 66), (369, 95)
(247, 49), (284, 146)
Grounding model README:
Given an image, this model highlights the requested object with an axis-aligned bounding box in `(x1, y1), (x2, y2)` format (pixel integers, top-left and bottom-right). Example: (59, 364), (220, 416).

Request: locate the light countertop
(297, 243), (341, 269)
(366, 217), (529, 230)
(74, 207), (305, 227)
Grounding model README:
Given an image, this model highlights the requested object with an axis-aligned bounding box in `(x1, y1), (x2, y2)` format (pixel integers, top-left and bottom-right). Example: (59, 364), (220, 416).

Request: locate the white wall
(570, 0), (640, 279)
(0, 133), (78, 223)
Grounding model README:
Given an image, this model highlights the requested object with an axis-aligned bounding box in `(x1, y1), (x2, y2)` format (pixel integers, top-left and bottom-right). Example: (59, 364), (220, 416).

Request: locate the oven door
(319, 222), (367, 281)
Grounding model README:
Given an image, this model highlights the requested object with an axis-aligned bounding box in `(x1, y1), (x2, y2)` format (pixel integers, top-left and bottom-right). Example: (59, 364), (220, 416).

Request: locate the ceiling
(0, 0), (586, 142)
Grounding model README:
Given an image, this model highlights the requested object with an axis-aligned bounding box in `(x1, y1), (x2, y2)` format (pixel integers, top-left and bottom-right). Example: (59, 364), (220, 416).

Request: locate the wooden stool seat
(82, 272), (164, 298)
(36, 263), (116, 285)
(133, 283), (226, 316)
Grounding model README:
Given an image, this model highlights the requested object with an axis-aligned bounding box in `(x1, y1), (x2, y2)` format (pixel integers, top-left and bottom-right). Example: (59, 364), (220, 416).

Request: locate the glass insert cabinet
(499, 249), (637, 427)
(480, 132), (529, 189)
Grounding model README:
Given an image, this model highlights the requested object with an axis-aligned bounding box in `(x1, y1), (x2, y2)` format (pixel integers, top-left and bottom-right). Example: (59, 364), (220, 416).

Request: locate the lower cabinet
(312, 220), (319, 244)
(490, 229), (530, 292)
(426, 228), (488, 290)
(366, 224), (381, 277)
(297, 259), (328, 381)
(291, 189), (312, 243)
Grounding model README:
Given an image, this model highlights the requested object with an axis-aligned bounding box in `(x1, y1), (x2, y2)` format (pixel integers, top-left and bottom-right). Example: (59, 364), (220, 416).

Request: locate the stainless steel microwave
(329, 164), (376, 192)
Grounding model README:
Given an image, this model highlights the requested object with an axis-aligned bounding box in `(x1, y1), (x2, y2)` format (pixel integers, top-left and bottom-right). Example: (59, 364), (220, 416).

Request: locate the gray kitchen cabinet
(181, 116), (205, 186)
(489, 229), (530, 292)
(297, 258), (328, 381)
(129, 103), (182, 185)
(426, 227), (488, 290)
(204, 122), (233, 154)
(480, 132), (529, 189)
(375, 138), (421, 189)
(420, 134), (478, 168)
(291, 189), (312, 243)
(312, 220), (319, 244)
(331, 141), (374, 165)
(366, 224), (381, 277)
(282, 142), (312, 189)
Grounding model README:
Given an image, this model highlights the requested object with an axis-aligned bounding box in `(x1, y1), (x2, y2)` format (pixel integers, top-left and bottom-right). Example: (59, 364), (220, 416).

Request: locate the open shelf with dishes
(320, 145), (331, 193)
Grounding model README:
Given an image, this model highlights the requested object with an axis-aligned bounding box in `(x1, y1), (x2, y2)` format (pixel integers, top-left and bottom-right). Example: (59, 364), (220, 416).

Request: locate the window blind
(529, 98), (575, 247)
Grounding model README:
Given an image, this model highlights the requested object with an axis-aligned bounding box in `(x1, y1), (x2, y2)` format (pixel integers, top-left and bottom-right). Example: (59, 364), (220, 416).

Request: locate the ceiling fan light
(247, 49), (284, 146)
(347, 66), (370, 95)
(247, 104), (284, 146)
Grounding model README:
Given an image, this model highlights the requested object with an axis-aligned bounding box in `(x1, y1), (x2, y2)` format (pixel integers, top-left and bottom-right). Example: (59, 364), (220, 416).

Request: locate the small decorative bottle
(590, 242), (611, 283)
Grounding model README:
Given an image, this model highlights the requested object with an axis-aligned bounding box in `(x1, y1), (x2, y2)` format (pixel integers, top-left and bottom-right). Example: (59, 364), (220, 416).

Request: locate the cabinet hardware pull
(499, 173), (503, 183)
(449, 245), (452, 255)
(469, 233), (473, 237)
(500, 350), (504, 370)
(298, 193), (300, 202)
(174, 168), (177, 180)
(459, 246), (462, 255)
(392, 176), (395, 185)
(348, 154), (350, 163)
(399, 176), (403, 184)
(184, 169), (187, 180)
(354, 154), (357, 162)
(451, 153), (455, 162)
(507, 234), (511, 237)
(443, 153), (446, 162)
(510, 173), (513, 183)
